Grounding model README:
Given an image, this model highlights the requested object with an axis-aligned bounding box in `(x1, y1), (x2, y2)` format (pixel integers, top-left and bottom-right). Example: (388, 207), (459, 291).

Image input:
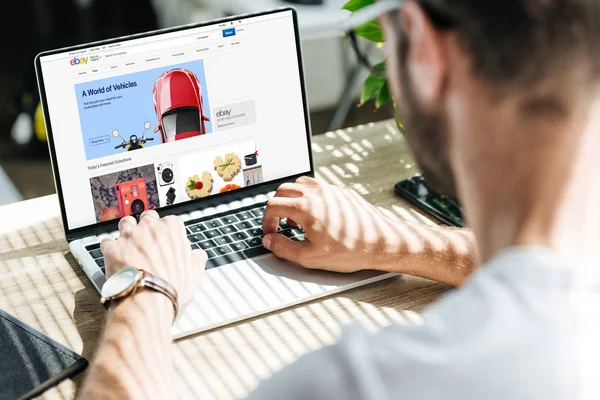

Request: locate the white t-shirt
(246, 247), (600, 399)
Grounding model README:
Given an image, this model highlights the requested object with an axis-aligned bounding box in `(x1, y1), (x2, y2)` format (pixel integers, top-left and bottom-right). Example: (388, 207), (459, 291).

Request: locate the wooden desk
(0, 120), (450, 400)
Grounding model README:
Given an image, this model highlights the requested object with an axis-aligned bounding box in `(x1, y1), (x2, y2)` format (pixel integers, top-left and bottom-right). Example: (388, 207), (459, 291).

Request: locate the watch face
(101, 267), (140, 299)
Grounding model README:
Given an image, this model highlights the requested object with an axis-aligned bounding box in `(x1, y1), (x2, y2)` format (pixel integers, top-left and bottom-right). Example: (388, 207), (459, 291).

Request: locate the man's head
(379, 0), (600, 198)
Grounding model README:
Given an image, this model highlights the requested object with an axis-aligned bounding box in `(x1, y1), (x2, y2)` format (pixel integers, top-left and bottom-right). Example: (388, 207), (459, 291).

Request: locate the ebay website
(39, 11), (311, 230)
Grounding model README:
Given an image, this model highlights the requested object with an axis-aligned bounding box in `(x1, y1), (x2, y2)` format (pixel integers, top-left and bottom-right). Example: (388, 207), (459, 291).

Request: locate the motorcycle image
(112, 122), (154, 152)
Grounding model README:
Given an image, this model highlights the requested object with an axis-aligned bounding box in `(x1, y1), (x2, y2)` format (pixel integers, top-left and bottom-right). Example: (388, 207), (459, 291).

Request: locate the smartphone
(394, 175), (464, 227)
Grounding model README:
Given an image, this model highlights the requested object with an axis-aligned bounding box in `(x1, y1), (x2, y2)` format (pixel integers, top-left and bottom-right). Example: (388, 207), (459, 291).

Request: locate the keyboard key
(220, 215), (238, 225)
(230, 241), (249, 252)
(292, 227), (304, 236)
(206, 252), (245, 269)
(231, 232), (248, 241)
(219, 225), (237, 235)
(236, 211), (253, 220)
(95, 258), (105, 267)
(191, 243), (200, 250)
(248, 228), (264, 237)
(246, 237), (263, 248)
(187, 233), (205, 243)
(236, 221), (253, 230)
(188, 224), (206, 233)
(243, 246), (270, 258)
(250, 206), (266, 217)
(206, 249), (216, 259)
(215, 236), (233, 246)
(280, 229), (295, 238)
(198, 240), (217, 250)
(215, 246), (233, 256)
(205, 220), (222, 229)
(252, 217), (262, 226)
(291, 236), (303, 242)
(279, 220), (293, 230)
(86, 243), (101, 251)
(204, 229), (220, 239)
(89, 249), (103, 259)
(100, 267), (106, 275)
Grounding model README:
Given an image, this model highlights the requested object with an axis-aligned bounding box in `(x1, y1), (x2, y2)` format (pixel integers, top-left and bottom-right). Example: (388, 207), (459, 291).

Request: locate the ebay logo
(70, 57), (88, 66)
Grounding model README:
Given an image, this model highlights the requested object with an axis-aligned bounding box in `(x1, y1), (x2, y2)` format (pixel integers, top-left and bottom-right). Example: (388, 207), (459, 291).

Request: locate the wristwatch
(100, 266), (180, 323)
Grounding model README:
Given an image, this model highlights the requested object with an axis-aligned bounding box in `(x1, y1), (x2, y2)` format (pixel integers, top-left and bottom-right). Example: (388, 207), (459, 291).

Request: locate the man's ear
(401, 2), (447, 107)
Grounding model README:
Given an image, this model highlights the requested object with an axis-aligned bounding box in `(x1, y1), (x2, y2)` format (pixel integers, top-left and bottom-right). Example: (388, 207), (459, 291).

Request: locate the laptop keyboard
(85, 204), (305, 274)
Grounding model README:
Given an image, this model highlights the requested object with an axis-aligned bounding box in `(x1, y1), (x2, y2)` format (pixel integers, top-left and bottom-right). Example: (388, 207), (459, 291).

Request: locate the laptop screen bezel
(34, 8), (314, 242)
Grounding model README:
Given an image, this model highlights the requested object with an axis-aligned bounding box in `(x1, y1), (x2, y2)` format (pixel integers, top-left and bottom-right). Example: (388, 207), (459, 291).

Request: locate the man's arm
(77, 211), (206, 400)
(78, 292), (174, 399)
(375, 219), (475, 286)
(262, 176), (476, 286)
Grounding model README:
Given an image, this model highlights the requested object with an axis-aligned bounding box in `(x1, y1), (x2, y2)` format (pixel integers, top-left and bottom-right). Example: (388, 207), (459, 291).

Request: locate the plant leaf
(187, 180), (196, 189)
(342, 0), (375, 12)
(360, 74), (386, 105)
(354, 21), (384, 43)
(373, 61), (386, 73)
(375, 82), (391, 109)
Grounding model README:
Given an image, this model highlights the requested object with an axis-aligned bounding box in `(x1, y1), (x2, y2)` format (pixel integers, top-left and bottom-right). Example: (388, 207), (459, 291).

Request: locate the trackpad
(252, 253), (332, 285)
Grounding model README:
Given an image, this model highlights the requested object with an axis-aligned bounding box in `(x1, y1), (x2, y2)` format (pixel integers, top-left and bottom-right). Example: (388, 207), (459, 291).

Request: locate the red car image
(153, 68), (210, 143)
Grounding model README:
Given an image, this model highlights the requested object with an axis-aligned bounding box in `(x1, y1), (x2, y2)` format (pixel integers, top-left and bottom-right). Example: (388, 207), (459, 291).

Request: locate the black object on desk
(0, 308), (88, 400)
(394, 175), (464, 227)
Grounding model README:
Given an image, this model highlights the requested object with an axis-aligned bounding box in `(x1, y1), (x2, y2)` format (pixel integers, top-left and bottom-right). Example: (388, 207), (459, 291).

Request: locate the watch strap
(139, 270), (180, 323)
(101, 269), (180, 324)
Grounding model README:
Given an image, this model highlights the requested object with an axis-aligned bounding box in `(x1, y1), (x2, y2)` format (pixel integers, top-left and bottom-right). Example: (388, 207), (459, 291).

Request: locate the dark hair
(418, 0), (600, 88)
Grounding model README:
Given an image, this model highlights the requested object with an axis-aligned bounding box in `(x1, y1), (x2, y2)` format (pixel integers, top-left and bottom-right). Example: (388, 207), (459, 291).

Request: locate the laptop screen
(37, 10), (311, 231)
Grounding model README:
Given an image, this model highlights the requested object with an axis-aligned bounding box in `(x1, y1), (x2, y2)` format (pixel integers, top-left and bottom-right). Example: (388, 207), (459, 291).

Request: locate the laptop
(35, 8), (394, 338)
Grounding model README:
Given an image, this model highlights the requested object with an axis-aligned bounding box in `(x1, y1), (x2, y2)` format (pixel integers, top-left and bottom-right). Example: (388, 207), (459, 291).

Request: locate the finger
(262, 234), (310, 266)
(100, 236), (116, 257)
(274, 182), (305, 199)
(193, 249), (208, 266)
(263, 197), (307, 234)
(139, 210), (160, 223)
(286, 218), (299, 227)
(118, 216), (137, 236)
(296, 176), (319, 185)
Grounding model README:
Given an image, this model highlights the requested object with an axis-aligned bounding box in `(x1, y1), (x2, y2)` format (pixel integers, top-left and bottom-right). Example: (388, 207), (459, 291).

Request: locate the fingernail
(262, 235), (271, 250)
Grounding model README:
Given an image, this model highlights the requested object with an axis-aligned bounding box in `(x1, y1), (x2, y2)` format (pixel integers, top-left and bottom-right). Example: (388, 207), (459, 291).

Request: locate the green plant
(342, 0), (391, 110)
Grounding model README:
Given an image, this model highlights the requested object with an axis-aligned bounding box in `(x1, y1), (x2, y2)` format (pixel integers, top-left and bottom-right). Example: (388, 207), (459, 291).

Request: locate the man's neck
(456, 94), (600, 266)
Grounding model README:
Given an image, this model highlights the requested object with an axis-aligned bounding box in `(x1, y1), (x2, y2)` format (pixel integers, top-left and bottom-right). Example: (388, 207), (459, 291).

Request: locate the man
(79, 0), (600, 398)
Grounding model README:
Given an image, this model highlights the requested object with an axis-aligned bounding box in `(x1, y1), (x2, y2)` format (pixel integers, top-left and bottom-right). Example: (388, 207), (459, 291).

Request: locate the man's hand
(262, 176), (475, 286)
(79, 211), (205, 400)
(100, 210), (206, 304)
(262, 176), (393, 273)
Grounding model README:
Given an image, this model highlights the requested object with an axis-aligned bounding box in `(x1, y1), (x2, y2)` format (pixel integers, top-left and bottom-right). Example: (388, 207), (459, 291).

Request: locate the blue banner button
(222, 28), (236, 38)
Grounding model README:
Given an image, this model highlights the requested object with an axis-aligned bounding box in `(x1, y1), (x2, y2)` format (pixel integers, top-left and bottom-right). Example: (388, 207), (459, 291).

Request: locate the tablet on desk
(0, 308), (88, 400)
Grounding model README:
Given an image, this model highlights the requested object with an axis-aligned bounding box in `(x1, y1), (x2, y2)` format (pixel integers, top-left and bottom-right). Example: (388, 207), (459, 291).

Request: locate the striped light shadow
(317, 166), (346, 187)
(311, 143), (324, 153)
(332, 148), (344, 158)
(330, 164), (351, 180)
(361, 138), (374, 151)
(350, 142), (366, 154)
(352, 183), (370, 196)
(406, 207), (438, 226)
(376, 206), (402, 222)
(335, 129), (353, 143)
(390, 206), (420, 223)
(341, 146), (355, 157)
(344, 163), (360, 176)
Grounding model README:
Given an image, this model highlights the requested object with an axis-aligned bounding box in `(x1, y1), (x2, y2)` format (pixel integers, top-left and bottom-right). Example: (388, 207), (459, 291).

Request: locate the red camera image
(90, 164), (159, 223)
(153, 68), (210, 143)
(115, 178), (149, 217)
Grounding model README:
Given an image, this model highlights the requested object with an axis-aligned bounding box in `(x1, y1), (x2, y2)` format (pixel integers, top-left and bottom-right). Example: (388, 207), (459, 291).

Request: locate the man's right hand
(262, 176), (394, 273)
(262, 176), (475, 286)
